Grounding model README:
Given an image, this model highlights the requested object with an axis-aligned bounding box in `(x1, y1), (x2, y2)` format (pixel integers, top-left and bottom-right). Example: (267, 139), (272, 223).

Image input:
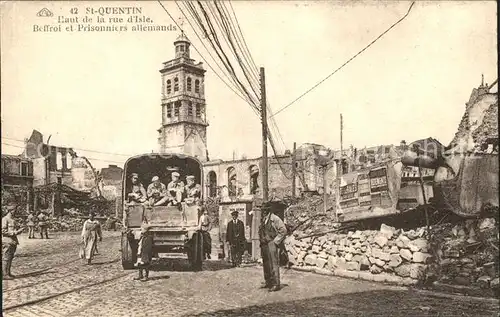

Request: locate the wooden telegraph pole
(336, 114), (343, 221)
(260, 67), (269, 202)
(291, 142), (297, 198)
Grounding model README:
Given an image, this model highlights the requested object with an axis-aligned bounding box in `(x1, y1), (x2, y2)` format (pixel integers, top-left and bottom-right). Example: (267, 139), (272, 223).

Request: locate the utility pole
(291, 142), (296, 198)
(323, 163), (328, 213)
(336, 114), (344, 221)
(260, 67), (269, 202)
(340, 114), (343, 162)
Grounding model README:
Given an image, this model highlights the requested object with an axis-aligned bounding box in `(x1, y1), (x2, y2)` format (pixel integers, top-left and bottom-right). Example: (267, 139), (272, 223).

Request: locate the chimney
(400, 140), (407, 151)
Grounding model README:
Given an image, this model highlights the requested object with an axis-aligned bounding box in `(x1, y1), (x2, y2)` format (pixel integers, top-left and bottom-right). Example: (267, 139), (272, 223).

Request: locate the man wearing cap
(147, 176), (168, 206)
(226, 210), (245, 267)
(167, 172), (185, 205)
(185, 175), (201, 204)
(127, 173), (147, 204)
(259, 202), (287, 292)
(2, 206), (25, 279)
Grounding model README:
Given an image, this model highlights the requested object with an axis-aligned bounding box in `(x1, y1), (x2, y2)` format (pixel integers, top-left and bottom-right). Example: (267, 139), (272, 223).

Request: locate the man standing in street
(259, 202), (287, 292)
(198, 207), (212, 260)
(226, 210), (245, 267)
(38, 210), (49, 239)
(2, 206), (25, 279)
(26, 209), (36, 239)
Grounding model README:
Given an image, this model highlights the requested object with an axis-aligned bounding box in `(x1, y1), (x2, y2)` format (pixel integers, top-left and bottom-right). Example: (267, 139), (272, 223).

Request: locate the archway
(249, 165), (259, 195)
(227, 167), (237, 197)
(207, 171), (217, 198)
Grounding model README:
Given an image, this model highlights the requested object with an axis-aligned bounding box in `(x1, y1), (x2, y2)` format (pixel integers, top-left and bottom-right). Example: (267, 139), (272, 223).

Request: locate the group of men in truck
(126, 171), (201, 207)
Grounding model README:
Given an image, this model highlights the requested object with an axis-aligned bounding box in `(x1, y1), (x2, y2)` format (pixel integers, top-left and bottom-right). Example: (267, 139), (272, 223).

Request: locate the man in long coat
(226, 210), (245, 267)
(259, 202), (287, 292)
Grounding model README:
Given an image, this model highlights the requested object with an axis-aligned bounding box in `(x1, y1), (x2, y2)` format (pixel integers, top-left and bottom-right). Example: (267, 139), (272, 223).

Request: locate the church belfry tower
(158, 33), (209, 162)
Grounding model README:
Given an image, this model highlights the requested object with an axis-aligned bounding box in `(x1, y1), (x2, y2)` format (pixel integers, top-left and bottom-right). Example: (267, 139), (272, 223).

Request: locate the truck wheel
(190, 232), (203, 271)
(121, 232), (136, 270)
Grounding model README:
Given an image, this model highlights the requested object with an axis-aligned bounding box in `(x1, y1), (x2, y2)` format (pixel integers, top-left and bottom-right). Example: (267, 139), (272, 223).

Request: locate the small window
(174, 101), (181, 116)
(180, 45), (185, 52)
(167, 103), (172, 118)
(195, 79), (200, 93)
(174, 77), (179, 92)
(166, 80), (171, 94)
(188, 101), (193, 117)
(21, 162), (29, 176)
(196, 104), (201, 118)
(187, 77), (192, 91)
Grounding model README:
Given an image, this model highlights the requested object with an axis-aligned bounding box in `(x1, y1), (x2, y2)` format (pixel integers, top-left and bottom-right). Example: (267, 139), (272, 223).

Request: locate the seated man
(167, 172), (185, 206)
(127, 173), (147, 204)
(184, 175), (201, 205)
(147, 176), (168, 206)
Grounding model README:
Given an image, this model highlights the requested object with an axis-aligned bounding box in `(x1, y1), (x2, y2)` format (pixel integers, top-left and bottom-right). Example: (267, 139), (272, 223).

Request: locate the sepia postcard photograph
(1, 1), (498, 316)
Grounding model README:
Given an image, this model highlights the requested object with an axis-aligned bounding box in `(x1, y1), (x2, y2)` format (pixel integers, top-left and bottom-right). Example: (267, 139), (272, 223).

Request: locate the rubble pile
(48, 216), (85, 232)
(472, 102), (498, 153)
(285, 223), (433, 285)
(426, 217), (499, 293)
(284, 195), (337, 234)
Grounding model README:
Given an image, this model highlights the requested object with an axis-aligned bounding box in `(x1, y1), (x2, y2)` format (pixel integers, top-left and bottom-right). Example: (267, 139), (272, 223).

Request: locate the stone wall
(285, 224), (432, 285)
(285, 219), (499, 295)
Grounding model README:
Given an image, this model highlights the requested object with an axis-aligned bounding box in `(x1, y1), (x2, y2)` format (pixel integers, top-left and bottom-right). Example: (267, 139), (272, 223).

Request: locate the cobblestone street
(2, 232), (499, 317)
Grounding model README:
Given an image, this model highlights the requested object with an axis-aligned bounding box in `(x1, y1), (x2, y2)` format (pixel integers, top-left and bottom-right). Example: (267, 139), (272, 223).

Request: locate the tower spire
(481, 74), (485, 87)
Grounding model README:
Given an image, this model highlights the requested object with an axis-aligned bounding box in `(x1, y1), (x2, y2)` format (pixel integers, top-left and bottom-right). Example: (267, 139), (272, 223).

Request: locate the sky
(1, 1), (497, 170)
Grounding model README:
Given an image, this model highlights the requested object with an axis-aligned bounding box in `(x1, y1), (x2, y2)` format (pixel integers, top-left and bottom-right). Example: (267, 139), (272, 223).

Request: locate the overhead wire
(1, 142), (127, 165)
(212, 1), (260, 87)
(270, 1), (416, 118)
(157, 0), (258, 110)
(195, 1), (260, 109)
(173, 1), (253, 106)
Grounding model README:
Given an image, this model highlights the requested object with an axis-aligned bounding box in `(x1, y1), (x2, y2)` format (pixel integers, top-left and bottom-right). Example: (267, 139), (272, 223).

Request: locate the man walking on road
(259, 202), (287, 292)
(2, 206), (25, 279)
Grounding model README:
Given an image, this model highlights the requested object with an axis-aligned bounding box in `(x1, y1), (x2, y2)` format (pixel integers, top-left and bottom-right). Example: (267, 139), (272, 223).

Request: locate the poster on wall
(357, 172), (371, 206)
(369, 167), (388, 193)
(340, 172), (360, 209)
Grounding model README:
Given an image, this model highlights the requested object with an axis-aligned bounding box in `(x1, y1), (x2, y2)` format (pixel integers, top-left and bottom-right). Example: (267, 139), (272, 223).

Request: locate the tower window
(166, 80), (171, 94)
(180, 45), (185, 52)
(167, 103), (172, 118)
(196, 104), (202, 118)
(188, 101), (193, 117)
(195, 79), (200, 93)
(174, 77), (179, 92)
(187, 77), (192, 91)
(174, 101), (181, 116)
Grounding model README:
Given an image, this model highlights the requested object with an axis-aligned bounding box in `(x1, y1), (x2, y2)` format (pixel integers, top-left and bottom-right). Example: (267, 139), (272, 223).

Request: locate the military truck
(120, 153), (205, 270)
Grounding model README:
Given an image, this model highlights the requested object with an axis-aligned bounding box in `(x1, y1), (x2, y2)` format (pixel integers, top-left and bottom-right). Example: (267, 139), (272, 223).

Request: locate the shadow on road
(90, 259), (120, 266)
(150, 259), (234, 272)
(188, 289), (500, 317)
(147, 275), (171, 281)
(10, 268), (53, 279)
